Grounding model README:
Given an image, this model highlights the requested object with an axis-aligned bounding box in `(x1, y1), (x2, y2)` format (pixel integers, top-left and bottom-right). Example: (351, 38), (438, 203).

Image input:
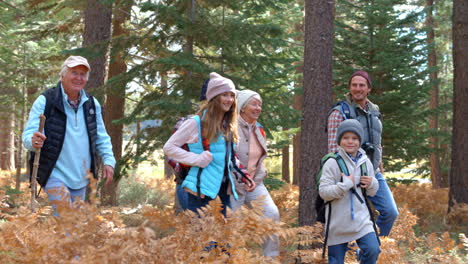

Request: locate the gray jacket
(319, 147), (378, 246)
(332, 94), (383, 172)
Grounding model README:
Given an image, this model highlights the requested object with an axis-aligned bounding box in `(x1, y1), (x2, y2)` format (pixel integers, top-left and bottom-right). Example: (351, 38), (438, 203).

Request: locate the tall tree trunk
(292, 20), (304, 186)
(426, 0), (442, 189)
(440, 90), (450, 181)
(16, 76), (27, 190)
(183, 0), (196, 96)
(82, 0), (112, 198)
(101, 0), (133, 206)
(292, 89), (302, 186)
(282, 128), (290, 183)
(82, 0), (113, 101)
(161, 72), (174, 180)
(449, 0), (468, 212)
(0, 109), (15, 171)
(299, 0), (335, 227)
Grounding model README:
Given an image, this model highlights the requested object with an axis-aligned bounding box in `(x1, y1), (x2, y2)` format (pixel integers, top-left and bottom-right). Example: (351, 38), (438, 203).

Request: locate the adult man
(22, 56), (115, 212)
(327, 70), (398, 236)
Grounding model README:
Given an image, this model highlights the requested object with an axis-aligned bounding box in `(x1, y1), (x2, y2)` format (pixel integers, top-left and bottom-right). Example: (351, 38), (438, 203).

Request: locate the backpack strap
(229, 135), (254, 186)
(360, 161), (381, 244)
(338, 101), (354, 120)
(322, 201), (332, 259)
(325, 101), (356, 133)
(321, 153), (346, 259)
(334, 155), (349, 175)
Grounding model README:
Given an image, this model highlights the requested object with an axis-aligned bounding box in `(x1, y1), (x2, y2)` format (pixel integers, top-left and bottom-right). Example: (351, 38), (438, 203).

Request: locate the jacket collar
(239, 115), (256, 128)
(337, 147), (368, 168)
(346, 93), (378, 112)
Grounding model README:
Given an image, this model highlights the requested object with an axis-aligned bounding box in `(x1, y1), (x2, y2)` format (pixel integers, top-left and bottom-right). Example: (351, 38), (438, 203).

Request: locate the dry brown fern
(392, 183), (448, 230)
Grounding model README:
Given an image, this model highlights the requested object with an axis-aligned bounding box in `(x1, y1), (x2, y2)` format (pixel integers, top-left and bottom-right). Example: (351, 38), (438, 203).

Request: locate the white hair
(60, 66), (90, 79)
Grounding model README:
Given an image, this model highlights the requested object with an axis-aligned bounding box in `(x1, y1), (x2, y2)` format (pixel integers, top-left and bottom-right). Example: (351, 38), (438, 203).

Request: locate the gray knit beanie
(237, 89), (262, 112)
(336, 119), (364, 145)
(206, 72), (236, 101)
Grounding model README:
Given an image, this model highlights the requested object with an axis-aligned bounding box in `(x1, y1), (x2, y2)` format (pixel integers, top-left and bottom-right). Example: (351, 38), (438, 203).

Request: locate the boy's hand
(360, 176), (372, 188)
(342, 173), (355, 184)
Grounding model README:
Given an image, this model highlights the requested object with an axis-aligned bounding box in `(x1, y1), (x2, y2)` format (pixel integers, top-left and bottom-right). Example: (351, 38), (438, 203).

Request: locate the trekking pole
(31, 114), (46, 213)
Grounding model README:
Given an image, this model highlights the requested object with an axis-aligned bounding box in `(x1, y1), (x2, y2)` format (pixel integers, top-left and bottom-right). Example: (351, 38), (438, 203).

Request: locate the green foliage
(334, 0), (432, 172)
(119, 0), (303, 173)
(263, 176), (286, 191)
(118, 176), (172, 208)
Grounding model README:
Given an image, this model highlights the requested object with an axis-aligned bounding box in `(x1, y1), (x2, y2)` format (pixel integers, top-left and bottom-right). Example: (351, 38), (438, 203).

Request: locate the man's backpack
(315, 152), (380, 258)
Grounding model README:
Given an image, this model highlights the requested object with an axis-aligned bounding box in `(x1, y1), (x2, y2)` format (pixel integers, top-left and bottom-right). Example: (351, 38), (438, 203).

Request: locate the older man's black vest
(29, 82), (98, 187)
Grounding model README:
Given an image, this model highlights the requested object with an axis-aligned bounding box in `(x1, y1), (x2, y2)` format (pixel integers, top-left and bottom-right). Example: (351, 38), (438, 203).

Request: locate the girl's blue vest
(181, 115), (238, 200)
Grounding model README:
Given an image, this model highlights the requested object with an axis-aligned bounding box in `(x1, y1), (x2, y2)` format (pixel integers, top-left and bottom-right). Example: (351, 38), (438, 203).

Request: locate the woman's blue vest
(180, 115), (238, 200)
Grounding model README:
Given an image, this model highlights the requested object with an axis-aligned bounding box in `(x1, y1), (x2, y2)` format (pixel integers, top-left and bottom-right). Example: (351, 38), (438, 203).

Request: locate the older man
(327, 70), (398, 236)
(22, 56), (115, 212)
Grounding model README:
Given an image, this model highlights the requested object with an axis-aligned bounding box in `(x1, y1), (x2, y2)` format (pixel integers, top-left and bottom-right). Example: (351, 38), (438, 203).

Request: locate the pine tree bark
(299, 0), (335, 227)
(449, 0), (468, 212)
(426, 0), (443, 189)
(101, 0), (133, 206)
(161, 72), (175, 180)
(292, 86), (302, 186)
(82, 0), (112, 100)
(292, 20), (304, 186)
(0, 110), (15, 171)
(282, 128), (290, 183)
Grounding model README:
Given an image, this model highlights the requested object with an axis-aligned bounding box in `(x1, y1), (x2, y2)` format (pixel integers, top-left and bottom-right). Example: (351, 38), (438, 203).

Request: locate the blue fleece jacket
(22, 84), (116, 189)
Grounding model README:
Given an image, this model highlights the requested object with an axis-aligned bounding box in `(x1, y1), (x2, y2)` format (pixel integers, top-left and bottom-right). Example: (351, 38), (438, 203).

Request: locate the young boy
(319, 119), (381, 264)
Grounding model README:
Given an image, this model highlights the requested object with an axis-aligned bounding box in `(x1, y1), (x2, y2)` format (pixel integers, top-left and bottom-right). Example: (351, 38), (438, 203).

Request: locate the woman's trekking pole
(31, 114), (46, 213)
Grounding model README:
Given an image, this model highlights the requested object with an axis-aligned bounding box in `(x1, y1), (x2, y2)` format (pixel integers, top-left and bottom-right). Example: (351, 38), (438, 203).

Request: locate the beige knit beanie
(206, 72), (236, 101)
(237, 90), (262, 112)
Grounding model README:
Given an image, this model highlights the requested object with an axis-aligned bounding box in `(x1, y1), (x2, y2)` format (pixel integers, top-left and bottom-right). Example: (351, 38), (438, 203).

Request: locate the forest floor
(0, 168), (466, 263)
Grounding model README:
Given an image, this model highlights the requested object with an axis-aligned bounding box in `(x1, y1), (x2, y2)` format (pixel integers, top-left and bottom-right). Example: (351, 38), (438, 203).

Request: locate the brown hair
(197, 94), (239, 143)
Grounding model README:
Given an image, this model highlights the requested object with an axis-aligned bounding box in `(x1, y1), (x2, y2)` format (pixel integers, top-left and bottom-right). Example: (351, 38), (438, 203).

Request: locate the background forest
(0, 0), (466, 263)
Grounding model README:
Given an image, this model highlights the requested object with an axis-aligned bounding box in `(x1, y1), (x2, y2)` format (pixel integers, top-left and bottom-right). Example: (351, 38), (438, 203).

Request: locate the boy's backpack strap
(360, 162), (368, 176)
(362, 187), (381, 245)
(322, 201), (332, 259)
(360, 161), (381, 244)
(334, 154), (349, 176)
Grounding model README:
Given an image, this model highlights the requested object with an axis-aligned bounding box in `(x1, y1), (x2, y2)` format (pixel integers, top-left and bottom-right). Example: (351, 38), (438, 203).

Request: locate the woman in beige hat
(231, 89), (280, 257)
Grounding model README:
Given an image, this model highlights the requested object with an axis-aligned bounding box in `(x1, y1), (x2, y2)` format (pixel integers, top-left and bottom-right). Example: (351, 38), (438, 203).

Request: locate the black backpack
(315, 152), (351, 223)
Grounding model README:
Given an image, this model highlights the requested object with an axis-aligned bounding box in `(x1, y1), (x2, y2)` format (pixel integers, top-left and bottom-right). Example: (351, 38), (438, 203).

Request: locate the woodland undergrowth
(0, 170), (466, 263)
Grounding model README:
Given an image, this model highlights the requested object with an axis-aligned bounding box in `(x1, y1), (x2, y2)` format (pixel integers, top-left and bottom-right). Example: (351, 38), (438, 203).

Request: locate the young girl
(163, 72), (254, 215)
(319, 119), (380, 264)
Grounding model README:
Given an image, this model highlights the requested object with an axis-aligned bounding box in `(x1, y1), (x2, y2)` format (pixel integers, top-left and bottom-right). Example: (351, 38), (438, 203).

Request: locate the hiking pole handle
(31, 114), (46, 213)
